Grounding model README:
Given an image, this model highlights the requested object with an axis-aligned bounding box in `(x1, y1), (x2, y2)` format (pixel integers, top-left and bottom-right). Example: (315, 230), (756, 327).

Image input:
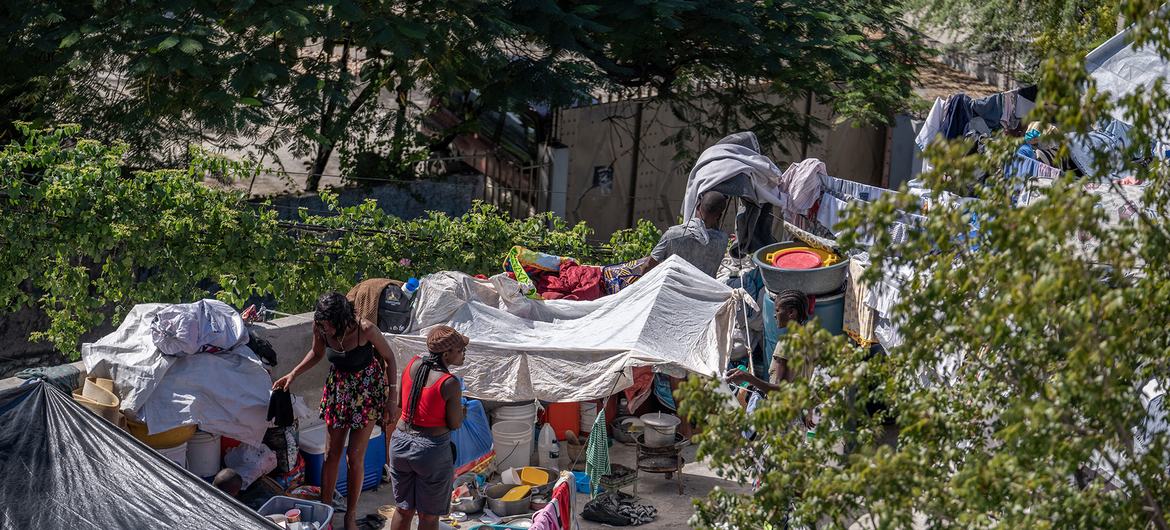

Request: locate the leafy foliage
(907, 0), (1120, 82)
(1, 1), (927, 188)
(0, 123), (657, 358)
(680, 1), (1170, 528)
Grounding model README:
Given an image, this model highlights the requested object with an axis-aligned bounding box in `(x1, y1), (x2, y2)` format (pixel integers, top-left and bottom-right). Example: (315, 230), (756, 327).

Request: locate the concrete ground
(336, 441), (749, 529)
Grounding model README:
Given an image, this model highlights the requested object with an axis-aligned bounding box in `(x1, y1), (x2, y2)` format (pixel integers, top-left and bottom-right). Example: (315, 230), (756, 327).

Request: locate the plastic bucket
(186, 430), (222, 479)
(492, 402), (537, 427)
(640, 413), (681, 448)
(491, 420), (534, 472)
(159, 442), (188, 468)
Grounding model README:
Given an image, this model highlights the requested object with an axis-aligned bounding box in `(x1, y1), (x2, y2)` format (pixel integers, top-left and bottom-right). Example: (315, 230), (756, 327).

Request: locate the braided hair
(314, 292), (357, 341)
(775, 289), (810, 325)
(404, 350), (450, 426)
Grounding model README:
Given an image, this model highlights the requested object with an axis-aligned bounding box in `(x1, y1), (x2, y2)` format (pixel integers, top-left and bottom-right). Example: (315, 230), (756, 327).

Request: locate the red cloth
(552, 480), (572, 528)
(534, 264), (603, 301)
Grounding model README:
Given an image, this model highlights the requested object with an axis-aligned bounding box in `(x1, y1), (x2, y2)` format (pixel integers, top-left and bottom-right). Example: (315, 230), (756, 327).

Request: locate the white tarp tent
(385, 256), (747, 402)
(1086, 19), (1170, 128)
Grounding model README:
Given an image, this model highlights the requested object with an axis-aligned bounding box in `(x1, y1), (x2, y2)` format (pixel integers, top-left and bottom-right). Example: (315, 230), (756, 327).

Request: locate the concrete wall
(263, 173), (482, 222)
(554, 96), (887, 238)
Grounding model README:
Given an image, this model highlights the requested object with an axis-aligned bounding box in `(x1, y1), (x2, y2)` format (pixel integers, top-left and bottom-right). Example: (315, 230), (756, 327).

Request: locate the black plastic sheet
(0, 381), (277, 529)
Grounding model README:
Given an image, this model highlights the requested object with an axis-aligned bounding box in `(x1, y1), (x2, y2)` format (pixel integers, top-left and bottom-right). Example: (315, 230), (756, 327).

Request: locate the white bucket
(159, 442), (188, 468)
(492, 402), (537, 427)
(640, 413), (681, 447)
(579, 401), (599, 433)
(492, 420), (534, 472)
(186, 430), (222, 479)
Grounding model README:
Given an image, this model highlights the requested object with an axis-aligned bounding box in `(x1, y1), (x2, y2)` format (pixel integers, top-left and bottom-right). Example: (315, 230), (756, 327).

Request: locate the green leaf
(239, 97), (262, 107)
(156, 35), (181, 51)
(178, 38), (204, 54)
(397, 22), (428, 40)
(59, 32), (81, 49)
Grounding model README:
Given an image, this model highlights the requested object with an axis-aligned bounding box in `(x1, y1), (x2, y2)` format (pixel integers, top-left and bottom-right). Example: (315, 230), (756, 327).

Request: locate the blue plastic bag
(451, 399), (493, 472)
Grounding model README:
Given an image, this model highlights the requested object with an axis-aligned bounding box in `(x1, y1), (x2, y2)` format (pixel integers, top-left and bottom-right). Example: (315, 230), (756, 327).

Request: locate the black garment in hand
(267, 389), (294, 427)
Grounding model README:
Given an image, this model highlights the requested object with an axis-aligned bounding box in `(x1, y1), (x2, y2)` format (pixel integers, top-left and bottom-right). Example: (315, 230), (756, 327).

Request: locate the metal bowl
(451, 495), (486, 513)
(484, 483), (534, 516)
(752, 241), (847, 295)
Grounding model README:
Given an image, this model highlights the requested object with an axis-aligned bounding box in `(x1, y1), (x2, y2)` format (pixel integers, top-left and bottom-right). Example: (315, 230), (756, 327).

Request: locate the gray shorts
(389, 430), (454, 515)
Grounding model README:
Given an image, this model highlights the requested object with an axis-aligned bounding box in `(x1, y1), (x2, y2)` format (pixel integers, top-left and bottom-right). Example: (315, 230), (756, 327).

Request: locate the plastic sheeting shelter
(387, 256), (747, 402)
(0, 381), (277, 529)
(1086, 18), (1170, 128)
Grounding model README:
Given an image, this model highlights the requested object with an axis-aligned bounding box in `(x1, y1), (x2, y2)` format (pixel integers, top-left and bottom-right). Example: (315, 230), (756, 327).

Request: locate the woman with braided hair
(272, 292), (398, 530)
(389, 325), (469, 530)
(726, 289), (811, 397)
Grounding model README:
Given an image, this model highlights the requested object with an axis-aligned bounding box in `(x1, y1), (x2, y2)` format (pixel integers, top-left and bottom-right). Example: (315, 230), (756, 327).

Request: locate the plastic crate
(259, 496), (333, 530)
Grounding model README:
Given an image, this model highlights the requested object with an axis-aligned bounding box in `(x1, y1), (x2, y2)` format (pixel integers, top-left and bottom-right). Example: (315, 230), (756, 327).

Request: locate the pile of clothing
(502, 246), (603, 301)
(581, 492), (658, 526)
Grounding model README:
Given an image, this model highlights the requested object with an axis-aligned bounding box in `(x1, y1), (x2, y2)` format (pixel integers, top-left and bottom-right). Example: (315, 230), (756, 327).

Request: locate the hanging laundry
(916, 97), (945, 150)
(779, 158), (828, 216)
(940, 93), (972, 140)
(1001, 90), (1017, 130)
(843, 258), (877, 346)
(969, 93), (1004, 132)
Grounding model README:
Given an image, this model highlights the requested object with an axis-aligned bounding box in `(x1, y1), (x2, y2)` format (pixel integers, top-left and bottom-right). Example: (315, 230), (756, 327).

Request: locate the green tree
(0, 123), (658, 359)
(680, 1), (1170, 528)
(1, 1), (926, 189)
(907, 0), (1120, 82)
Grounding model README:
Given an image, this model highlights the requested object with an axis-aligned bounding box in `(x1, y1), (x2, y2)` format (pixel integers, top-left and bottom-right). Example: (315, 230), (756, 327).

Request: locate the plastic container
(536, 424), (560, 471)
(753, 241), (847, 295)
(492, 420), (534, 471)
(640, 413), (681, 448)
(158, 442), (188, 468)
(300, 423), (386, 497)
(259, 496), (333, 530)
(403, 277), (420, 299)
(126, 420), (197, 449)
(186, 430), (222, 479)
(542, 402), (579, 441)
(492, 402), (537, 427)
(579, 401), (599, 434)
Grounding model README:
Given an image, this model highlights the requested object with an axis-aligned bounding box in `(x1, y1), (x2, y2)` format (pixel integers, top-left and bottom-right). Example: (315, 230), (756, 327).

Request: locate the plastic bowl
(753, 241), (847, 295)
(126, 420), (197, 449)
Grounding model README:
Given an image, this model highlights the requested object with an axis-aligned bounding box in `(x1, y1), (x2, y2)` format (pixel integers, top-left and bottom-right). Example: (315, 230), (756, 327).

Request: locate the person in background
(726, 289), (815, 427)
(644, 190), (730, 278)
(1017, 125), (1042, 160)
(272, 292), (398, 530)
(389, 326), (469, 530)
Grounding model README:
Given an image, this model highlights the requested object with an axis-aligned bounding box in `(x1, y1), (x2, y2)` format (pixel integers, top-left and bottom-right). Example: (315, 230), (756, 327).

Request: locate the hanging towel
(779, 158), (827, 216)
(843, 258), (877, 346)
(585, 410), (611, 495)
(1001, 90), (1017, 130)
(916, 97), (945, 150)
(347, 278), (398, 326)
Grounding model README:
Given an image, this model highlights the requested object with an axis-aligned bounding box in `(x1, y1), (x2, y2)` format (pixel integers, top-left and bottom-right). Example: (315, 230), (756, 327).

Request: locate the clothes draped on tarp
(150, 299), (249, 356)
(389, 255), (745, 402)
(503, 246), (604, 301)
(0, 381), (277, 530)
(82, 302), (271, 445)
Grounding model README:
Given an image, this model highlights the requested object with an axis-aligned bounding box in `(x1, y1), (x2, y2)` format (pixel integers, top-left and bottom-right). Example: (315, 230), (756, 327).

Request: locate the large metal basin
(752, 241), (847, 295)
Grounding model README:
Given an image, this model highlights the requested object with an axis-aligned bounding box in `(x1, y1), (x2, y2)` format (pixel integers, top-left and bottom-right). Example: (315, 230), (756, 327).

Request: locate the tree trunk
(305, 40), (351, 192)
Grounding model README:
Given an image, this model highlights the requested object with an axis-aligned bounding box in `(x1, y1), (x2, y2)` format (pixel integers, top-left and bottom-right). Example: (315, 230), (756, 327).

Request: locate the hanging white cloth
(915, 97), (945, 150)
(680, 136), (785, 222)
(779, 158), (827, 216)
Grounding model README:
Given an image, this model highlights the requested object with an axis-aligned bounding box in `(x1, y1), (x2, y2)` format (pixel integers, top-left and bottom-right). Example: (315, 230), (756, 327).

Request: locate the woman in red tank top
(388, 326), (468, 530)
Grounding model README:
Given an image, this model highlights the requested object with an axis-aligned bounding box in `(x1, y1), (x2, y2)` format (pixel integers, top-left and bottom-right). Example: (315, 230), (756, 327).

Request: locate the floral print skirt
(321, 359), (386, 431)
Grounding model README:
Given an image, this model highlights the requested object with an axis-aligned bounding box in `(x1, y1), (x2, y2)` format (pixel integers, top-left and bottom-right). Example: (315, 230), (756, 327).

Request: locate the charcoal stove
(633, 433), (688, 494)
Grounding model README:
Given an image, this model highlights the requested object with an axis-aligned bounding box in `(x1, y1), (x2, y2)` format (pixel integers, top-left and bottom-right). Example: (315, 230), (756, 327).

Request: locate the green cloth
(584, 407), (610, 496)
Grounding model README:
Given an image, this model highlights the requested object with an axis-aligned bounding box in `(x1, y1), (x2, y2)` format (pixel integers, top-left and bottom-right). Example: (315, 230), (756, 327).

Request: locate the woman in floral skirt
(273, 292), (398, 530)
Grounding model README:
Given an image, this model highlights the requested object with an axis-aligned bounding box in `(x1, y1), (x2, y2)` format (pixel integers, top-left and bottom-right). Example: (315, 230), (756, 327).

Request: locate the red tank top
(399, 356), (454, 428)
